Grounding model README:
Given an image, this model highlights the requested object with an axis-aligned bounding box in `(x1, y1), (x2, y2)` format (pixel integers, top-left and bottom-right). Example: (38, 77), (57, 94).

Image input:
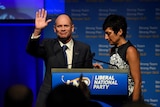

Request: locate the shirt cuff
(31, 33), (40, 39)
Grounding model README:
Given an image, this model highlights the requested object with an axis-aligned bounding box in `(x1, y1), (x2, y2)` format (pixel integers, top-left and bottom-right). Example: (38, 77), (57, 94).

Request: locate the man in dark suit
(26, 8), (93, 107)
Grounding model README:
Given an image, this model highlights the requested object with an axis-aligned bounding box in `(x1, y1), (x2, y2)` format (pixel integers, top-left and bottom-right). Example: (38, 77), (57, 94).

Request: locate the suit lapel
(53, 40), (66, 66)
(72, 41), (80, 67)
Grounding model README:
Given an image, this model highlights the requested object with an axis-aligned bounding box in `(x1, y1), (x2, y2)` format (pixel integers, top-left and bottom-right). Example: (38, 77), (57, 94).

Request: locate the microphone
(92, 52), (119, 69)
(67, 52), (118, 69)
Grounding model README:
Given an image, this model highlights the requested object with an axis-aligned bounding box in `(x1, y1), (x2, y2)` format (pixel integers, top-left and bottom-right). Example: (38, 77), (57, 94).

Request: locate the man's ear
(72, 24), (74, 32)
(53, 25), (56, 33)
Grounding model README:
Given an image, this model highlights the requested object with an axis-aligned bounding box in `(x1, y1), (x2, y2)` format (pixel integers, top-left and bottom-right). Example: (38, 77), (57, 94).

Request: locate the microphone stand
(93, 58), (119, 69)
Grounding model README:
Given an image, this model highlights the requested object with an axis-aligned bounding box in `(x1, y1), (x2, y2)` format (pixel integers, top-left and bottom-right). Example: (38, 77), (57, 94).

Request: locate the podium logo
(61, 75), (90, 87)
(93, 75), (118, 89)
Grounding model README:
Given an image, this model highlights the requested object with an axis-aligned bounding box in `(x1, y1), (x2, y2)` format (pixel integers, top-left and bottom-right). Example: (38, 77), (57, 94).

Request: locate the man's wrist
(33, 28), (41, 36)
(31, 33), (40, 39)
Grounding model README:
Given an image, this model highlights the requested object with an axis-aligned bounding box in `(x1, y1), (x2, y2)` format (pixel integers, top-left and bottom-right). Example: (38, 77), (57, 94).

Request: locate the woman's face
(104, 27), (122, 46)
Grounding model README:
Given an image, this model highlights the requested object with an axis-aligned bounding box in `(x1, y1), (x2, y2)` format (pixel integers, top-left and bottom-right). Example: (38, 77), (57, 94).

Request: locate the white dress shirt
(59, 39), (73, 69)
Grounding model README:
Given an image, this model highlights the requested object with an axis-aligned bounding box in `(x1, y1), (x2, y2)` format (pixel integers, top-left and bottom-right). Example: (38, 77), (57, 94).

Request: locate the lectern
(51, 68), (128, 96)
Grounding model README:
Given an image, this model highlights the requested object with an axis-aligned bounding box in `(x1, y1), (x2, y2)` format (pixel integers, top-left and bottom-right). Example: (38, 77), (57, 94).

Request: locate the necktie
(62, 45), (68, 67)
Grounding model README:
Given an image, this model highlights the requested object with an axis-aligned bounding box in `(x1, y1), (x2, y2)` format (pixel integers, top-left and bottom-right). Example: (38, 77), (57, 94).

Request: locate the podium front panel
(51, 68), (128, 95)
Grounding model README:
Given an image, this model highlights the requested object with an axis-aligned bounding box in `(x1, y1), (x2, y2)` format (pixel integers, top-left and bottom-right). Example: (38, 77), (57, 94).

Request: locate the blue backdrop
(0, 24), (43, 107)
(45, 0), (160, 106)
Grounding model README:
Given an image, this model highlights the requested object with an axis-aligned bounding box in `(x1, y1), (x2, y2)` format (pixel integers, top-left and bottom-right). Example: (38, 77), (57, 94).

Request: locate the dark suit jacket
(26, 37), (93, 107)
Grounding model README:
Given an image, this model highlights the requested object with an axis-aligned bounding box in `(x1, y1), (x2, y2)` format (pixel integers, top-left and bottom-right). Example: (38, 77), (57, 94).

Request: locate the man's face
(54, 14), (74, 43)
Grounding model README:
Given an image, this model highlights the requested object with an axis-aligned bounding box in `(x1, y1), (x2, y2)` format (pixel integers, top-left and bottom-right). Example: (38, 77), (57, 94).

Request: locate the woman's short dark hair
(103, 14), (127, 38)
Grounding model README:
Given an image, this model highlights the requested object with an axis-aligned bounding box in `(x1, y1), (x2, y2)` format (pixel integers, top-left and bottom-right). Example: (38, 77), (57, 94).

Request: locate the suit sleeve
(26, 37), (46, 58)
(84, 45), (93, 68)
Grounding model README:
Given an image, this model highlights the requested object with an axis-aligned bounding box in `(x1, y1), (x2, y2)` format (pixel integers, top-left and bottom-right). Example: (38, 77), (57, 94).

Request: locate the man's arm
(26, 9), (52, 57)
